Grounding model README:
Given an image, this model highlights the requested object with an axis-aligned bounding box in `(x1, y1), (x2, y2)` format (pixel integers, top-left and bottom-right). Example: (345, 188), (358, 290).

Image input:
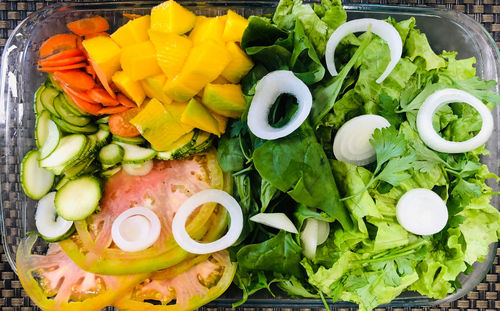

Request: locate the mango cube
(120, 41), (162, 80)
(151, 0), (196, 34)
(163, 77), (198, 102)
(189, 16), (226, 45)
(211, 111), (228, 134)
(112, 71), (145, 106)
(140, 74), (172, 105)
(130, 99), (193, 150)
(221, 41), (254, 83)
(82, 36), (121, 82)
(181, 98), (220, 136)
(149, 30), (192, 79)
(222, 10), (249, 42)
(111, 15), (150, 48)
(202, 83), (246, 118)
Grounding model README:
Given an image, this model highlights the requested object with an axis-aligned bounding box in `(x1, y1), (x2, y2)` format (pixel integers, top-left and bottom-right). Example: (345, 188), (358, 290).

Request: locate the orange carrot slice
(38, 56), (86, 67)
(38, 63), (87, 72)
(88, 58), (116, 99)
(116, 93), (137, 108)
(84, 32), (111, 40)
(88, 88), (120, 106)
(39, 48), (83, 61)
(51, 75), (98, 104)
(53, 70), (96, 91)
(98, 105), (130, 115)
(39, 33), (79, 58)
(85, 65), (96, 80)
(67, 16), (110, 36)
(109, 108), (141, 137)
(61, 84), (103, 115)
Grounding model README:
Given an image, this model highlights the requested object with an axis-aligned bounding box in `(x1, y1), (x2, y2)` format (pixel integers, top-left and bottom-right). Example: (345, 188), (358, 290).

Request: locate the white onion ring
(172, 189), (243, 254)
(417, 88), (494, 153)
(111, 207), (161, 252)
(301, 218), (318, 259)
(396, 188), (448, 236)
(333, 114), (390, 166)
(247, 70), (312, 140)
(325, 18), (402, 84)
(250, 213), (298, 233)
(316, 219), (330, 245)
(36, 192), (73, 240)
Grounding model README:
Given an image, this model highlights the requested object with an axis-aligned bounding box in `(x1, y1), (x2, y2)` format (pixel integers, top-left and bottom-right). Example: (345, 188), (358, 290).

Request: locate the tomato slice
(115, 250), (236, 311)
(59, 150), (226, 275)
(16, 235), (148, 311)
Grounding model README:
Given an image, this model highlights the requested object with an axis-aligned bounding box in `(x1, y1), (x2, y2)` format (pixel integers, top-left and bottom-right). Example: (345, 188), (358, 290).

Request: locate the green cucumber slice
(34, 85), (46, 115)
(35, 110), (51, 149)
(189, 131), (213, 154)
(101, 165), (122, 178)
(99, 144), (124, 166)
(156, 130), (198, 160)
(55, 175), (102, 221)
(96, 116), (109, 124)
(112, 135), (146, 145)
(52, 117), (98, 134)
(40, 134), (87, 171)
(21, 150), (54, 200)
(61, 93), (90, 116)
(114, 142), (157, 164)
(53, 95), (91, 127)
(64, 156), (96, 178)
(40, 87), (61, 117)
(39, 120), (61, 159)
(35, 192), (74, 242)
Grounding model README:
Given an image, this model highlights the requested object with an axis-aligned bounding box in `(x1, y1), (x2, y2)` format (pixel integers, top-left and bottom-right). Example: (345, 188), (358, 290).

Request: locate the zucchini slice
(52, 117), (98, 134)
(112, 135), (146, 145)
(99, 144), (124, 166)
(114, 142), (157, 164)
(156, 131), (198, 160)
(55, 175), (102, 221)
(35, 110), (51, 149)
(39, 120), (61, 160)
(21, 150), (54, 200)
(53, 95), (91, 127)
(39, 134), (87, 171)
(101, 165), (122, 178)
(40, 86), (61, 117)
(34, 85), (46, 115)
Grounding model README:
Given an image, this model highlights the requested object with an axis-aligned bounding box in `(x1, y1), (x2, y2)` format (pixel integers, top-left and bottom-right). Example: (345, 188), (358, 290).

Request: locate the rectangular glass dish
(1, 1), (499, 309)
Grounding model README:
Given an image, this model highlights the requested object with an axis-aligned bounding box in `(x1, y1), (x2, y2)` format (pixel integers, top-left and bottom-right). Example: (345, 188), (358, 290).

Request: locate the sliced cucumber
(53, 117), (98, 134)
(55, 176), (72, 190)
(40, 134), (87, 172)
(40, 87), (61, 117)
(112, 135), (146, 145)
(35, 192), (74, 242)
(64, 156), (96, 178)
(93, 125), (110, 147)
(21, 150), (54, 200)
(156, 131), (198, 160)
(114, 142), (157, 164)
(190, 131), (213, 154)
(47, 74), (63, 92)
(39, 120), (61, 159)
(99, 144), (124, 166)
(35, 110), (51, 149)
(123, 160), (153, 176)
(54, 95), (91, 127)
(34, 85), (46, 115)
(55, 175), (102, 221)
(101, 165), (122, 178)
(96, 116), (109, 124)
(62, 93), (90, 116)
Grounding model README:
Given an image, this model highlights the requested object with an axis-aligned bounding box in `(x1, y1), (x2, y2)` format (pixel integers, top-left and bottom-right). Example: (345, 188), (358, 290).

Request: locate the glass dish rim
(1, 1), (499, 309)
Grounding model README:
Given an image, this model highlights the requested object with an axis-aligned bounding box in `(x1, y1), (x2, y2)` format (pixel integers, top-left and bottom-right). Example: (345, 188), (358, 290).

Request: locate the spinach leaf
(217, 136), (246, 172)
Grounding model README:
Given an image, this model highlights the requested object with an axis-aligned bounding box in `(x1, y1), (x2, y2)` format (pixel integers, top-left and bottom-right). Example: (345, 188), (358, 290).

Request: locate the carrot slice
(38, 56), (86, 67)
(53, 70), (96, 91)
(67, 16), (110, 36)
(88, 58), (116, 99)
(60, 84), (103, 115)
(109, 108), (141, 137)
(116, 93), (137, 108)
(39, 34), (79, 58)
(51, 75), (98, 104)
(84, 32), (111, 40)
(39, 48), (83, 61)
(88, 88), (120, 106)
(38, 63), (87, 72)
(98, 105), (130, 115)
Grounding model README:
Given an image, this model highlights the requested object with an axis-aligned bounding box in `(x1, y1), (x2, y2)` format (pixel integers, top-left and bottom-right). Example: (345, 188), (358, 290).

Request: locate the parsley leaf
(379, 94), (403, 128)
(370, 127), (407, 172)
(377, 154), (415, 186)
(450, 177), (482, 207)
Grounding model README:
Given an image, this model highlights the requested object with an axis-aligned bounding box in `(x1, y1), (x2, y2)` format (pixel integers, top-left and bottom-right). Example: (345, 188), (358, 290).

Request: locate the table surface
(1, 0), (500, 310)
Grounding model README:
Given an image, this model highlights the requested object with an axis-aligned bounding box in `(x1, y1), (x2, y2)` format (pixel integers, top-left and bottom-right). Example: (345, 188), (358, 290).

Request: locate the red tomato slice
(59, 150), (226, 275)
(115, 250), (236, 311)
(16, 235), (148, 311)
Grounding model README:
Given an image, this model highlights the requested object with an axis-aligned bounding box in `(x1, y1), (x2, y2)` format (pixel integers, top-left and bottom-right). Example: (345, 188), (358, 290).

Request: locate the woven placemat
(1, 0), (499, 310)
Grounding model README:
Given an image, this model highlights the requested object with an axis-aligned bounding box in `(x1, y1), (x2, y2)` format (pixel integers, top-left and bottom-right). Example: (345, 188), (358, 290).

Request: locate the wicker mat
(1, 0), (500, 310)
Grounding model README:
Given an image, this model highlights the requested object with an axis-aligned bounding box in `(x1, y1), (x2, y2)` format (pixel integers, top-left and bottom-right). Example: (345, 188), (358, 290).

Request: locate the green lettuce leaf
(405, 28), (446, 70)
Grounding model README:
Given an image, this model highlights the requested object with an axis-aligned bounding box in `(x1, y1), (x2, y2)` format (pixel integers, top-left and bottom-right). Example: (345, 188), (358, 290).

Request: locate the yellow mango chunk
(163, 76), (198, 102)
(212, 76), (230, 84)
(222, 41), (254, 83)
(111, 15), (150, 48)
(202, 83), (246, 118)
(130, 99), (193, 151)
(120, 41), (162, 80)
(112, 71), (145, 106)
(82, 36), (121, 82)
(223, 10), (249, 42)
(151, 0), (196, 34)
(140, 74), (172, 105)
(181, 98), (220, 136)
(211, 111), (228, 134)
(149, 30), (192, 79)
(189, 16), (226, 45)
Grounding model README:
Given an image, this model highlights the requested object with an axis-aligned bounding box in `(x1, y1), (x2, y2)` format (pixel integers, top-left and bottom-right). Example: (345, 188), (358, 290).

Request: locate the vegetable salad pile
(17, 0), (500, 310)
